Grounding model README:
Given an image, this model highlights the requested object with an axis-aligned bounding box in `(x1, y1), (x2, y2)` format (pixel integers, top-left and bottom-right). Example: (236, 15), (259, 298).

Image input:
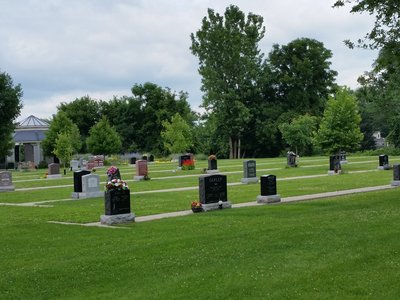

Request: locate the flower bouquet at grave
(106, 166), (121, 181)
(191, 201), (203, 213)
(105, 178), (129, 191)
(182, 159), (195, 170)
(208, 154), (217, 161)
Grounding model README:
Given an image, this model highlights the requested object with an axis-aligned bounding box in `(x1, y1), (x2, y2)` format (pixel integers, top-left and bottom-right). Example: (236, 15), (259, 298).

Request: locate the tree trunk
(229, 137), (233, 159)
(238, 137), (241, 159)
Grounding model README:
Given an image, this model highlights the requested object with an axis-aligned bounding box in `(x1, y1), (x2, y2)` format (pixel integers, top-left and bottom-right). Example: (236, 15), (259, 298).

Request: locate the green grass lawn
(0, 156), (399, 299)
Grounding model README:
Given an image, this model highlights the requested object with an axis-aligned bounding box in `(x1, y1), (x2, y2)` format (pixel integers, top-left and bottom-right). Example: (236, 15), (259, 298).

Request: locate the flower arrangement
(182, 159), (195, 170)
(106, 166), (119, 177)
(105, 178), (129, 191)
(191, 201), (203, 212)
(208, 154), (217, 160)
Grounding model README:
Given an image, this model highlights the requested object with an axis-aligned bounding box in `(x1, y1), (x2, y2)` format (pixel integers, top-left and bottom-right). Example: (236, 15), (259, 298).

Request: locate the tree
(191, 5), (265, 158)
(86, 116), (122, 155)
(333, 0), (400, 49)
(161, 113), (193, 154)
(41, 111), (81, 157)
(0, 70), (23, 158)
(267, 38), (338, 115)
(52, 132), (73, 174)
(315, 87), (363, 154)
(279, 115), (318, 155)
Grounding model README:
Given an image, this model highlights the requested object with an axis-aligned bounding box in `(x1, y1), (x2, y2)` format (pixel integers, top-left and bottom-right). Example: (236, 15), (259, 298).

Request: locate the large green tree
(190, 5), (265, 158)
(0, 70), (23, 159)
(315, 87), (363, 154)
(41, 111), (81, 157)
(86, 116), (122, 155)
(161, 113), (193, 154)
(52, 132), (73, 174)
(267, 38), (338, 115)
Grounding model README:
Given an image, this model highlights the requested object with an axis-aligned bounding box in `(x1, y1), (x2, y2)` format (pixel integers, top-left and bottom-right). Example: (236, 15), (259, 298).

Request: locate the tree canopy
(86, 116), (122, 155)
(0, 70), (23, 158)
(161, 113), (193, 154)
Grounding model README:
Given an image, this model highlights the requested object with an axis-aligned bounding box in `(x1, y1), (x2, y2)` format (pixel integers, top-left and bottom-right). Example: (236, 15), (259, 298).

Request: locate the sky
(0, 0), (378, 121)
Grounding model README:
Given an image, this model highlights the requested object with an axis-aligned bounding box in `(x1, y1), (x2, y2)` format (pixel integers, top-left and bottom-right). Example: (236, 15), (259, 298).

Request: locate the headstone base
(206, 169), (219, 174)
(71, 191), (104, 199)
(100, 213), (135, 225)
(241, 177), (259, 184)
(340, 160), (348, 164)
(257, 194), (281, 204)
(0, 185), (15, 192)
(391, 180), (400, 187)
(134, 176), (145, 181)
(47, 174), (62, 179)
(378, 165), (391, 170)
(201, 201), (232, 212)
(328, 170), (341, 175)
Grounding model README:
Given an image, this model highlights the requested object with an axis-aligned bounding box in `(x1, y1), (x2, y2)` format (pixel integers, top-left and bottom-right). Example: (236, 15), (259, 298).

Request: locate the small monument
(328, 155), (341, 175)
(391, 164), (400, 186)
(47, 163), (62, 179)
(207, 154), (219, 174)
(178, 154), (195, 170)
(0, 171), (15, 192)
(70, 160), (80, 171)
(340, 151), (348, 164)
(130, 157), (137, 165)
(134, 160), (148, 181)
(72, 173), (103, 199)
(100, 166), (135, 225)
(378, 154), (390, 170)
(199, 174), (232, 211)
(257, 175), (281, 203)
(287, 151), (298, 167)
(241, 160), (258, 184)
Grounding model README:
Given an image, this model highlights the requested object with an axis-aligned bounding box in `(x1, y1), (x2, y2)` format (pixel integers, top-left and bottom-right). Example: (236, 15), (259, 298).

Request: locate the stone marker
(130, 157), (137, 165)
(391, 164), (400, 186)
(287, 151), (297, 167)
(73, 170), (91, 193)
(207, 156), (219, 174)
(0, 171), (15, 192)
(134, 160), (148, 181)
(47, 163), (62, 179)
(72, 173), (103, 199)
(340, 151), (348, 164)
(378, 154), (390, 170)
(241, 160), (258, 184)
(70, 160), (80, 171)
(328, 155), (341, 175)
(257, 174), (281, 203)
(199, 174), (232, 211)
(178, 154), (191, 168)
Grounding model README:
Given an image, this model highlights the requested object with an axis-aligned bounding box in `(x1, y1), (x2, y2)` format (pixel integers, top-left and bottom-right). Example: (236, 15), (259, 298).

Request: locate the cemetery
(0, 155), (399, 298)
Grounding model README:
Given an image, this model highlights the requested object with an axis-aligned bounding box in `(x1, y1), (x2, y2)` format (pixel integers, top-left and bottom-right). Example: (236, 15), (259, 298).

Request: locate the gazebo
(9, 115), (49, 167)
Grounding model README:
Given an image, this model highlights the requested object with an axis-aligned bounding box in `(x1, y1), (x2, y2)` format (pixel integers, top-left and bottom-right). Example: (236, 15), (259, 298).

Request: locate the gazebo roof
(17, 115), (49, 129)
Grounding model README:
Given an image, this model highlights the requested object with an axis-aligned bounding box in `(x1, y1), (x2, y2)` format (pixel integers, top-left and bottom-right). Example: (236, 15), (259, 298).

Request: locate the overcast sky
(0, 0), (378, 121)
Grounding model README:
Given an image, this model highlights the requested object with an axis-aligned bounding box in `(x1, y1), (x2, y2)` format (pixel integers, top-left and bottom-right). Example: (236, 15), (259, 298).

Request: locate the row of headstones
(129, 155), (155, 165)
(70, 157), (104, 172)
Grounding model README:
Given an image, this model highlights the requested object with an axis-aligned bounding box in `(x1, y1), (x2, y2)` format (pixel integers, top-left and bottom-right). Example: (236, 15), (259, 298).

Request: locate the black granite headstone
(105, 189), (131, 215)
(73, 170), (91, 192)
(149, 155), (154, 162)
(199, 174), (227, 204)
(130, 157), (137, 165)
(379, 155), (389, 167)
(208, 159), (218, 170)
(329, 155), (341, 171)
(393, 164), (400, 181)
(260, 175), (277, 196)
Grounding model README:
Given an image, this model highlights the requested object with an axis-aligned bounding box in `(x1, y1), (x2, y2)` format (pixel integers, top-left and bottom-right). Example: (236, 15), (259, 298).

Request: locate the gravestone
(287, 151), (297, 167)
(378, 154), (390, 170)
(134, 160), (148, 181)
(340, 151), (348, 164)
(72, 169), (91, 198)
(257, 174), (281, 203)
(47, 163), (62, 179)
(86, 162), (95, 170)
(72, 173), (103, 199)
(94, 158), (104, 168)
(198, 174), (231, 211)
(0, 171), (15, 192)
(70, 160), (80, 171)
(241, 160), (258, 184)
(207, 158), (219, 174)
(328, 155), (341, 175)
(149, 155), (154, 162)
(130, 157), (137, 165)
(391, 164), (400, 186)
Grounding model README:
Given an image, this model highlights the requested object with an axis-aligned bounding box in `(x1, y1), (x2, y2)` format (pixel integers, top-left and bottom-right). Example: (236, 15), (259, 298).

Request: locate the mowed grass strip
(0, 189), (399, 299)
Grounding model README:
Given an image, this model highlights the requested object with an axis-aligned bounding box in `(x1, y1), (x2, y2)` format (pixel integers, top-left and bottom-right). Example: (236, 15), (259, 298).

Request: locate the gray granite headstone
(70, 160), (80, 171)
(391, 164), (400, 186)
(241, 160), (258, 184)
(71, 173), (103, 199)
(0, 171), (15, 192)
